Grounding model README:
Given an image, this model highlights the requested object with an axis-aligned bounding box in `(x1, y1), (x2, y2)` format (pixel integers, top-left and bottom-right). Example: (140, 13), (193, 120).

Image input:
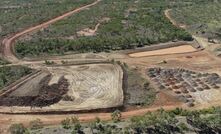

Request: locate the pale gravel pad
(129, 45), (197, 58)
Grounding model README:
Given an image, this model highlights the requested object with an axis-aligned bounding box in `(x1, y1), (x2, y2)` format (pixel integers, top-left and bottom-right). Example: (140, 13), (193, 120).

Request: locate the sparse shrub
(9, 123), (28, 134)
(61, 118), (72, 129)
(110, 59), (115, 64)
(111, 110), (122, 122)
(71, 116), (80, 125)
(44, 60), (55, 65)
(123, 63), (128, 68)
(29, 119), (43, 130)
(116, 61), (122, 65)
(61, 60), (68, 65)
(61, 116), (80, 130)
(144, 82), (150, 89)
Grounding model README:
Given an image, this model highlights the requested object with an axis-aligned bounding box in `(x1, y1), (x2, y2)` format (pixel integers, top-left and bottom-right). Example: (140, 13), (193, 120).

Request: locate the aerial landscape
(0, 0), (221, 133)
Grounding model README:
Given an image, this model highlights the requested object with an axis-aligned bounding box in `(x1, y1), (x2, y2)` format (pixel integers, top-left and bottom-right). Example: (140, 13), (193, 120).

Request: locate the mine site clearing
(0, 63), (123, 113)
(148, 67), (221, 107)
(0, 10), (220, 114)
(1, 41), (221, 113)
(118, 46), (221, 107)
(1, 45), (221, 133)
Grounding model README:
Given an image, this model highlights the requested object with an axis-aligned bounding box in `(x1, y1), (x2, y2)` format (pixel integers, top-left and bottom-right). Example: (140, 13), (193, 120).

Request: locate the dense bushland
(171, 0), (221, 41)
(15, 0), (193, 57)
(27, 107), (221, 133)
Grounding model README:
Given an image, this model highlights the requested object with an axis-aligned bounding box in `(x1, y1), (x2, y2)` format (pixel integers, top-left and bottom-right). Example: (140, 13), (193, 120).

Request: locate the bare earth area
(192, 89), (221, 106)
(0, 64), (123, 113)
(118, 54), (221, 115)
(45, 64), (123, 112)
(129, 45), (197, 58)
(77, 17), (110, 37)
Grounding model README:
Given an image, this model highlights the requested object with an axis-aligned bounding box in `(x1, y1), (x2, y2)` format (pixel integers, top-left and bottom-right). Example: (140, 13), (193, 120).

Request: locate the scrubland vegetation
(0, 0), (94, 39)
(122, 63), (156, 106)
(15, 0), (193, 57)
(0, 66), (32, 89)
(13, 107), (220, 134)
(130, 107), (221, 134)
(171, 0), (221, 41)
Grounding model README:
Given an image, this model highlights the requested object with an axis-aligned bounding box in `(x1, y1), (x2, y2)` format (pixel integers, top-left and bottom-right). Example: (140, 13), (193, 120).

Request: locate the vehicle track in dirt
(164, 9), (187, 29)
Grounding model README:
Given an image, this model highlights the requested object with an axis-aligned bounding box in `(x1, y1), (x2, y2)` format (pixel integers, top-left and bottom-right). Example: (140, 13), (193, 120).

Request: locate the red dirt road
(1, 0), (101, 63)
(0, 104), (182, 132)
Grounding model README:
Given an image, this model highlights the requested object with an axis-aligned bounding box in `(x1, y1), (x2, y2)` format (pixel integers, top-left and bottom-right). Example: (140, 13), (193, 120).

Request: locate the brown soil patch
(0, 76), (69, 107)
(129, 45), (197, 58)
(153, 91), (183, 106)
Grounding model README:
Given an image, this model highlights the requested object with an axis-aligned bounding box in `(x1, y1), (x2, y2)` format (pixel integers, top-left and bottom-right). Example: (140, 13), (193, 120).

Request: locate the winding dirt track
(164, 9), (186, 29)
(1, 0), (101, 63)
(0, 4), (213, 132)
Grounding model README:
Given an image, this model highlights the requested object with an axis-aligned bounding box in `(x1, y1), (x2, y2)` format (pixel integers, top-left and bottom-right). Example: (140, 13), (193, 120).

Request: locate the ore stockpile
(147, 68), (221, 107)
